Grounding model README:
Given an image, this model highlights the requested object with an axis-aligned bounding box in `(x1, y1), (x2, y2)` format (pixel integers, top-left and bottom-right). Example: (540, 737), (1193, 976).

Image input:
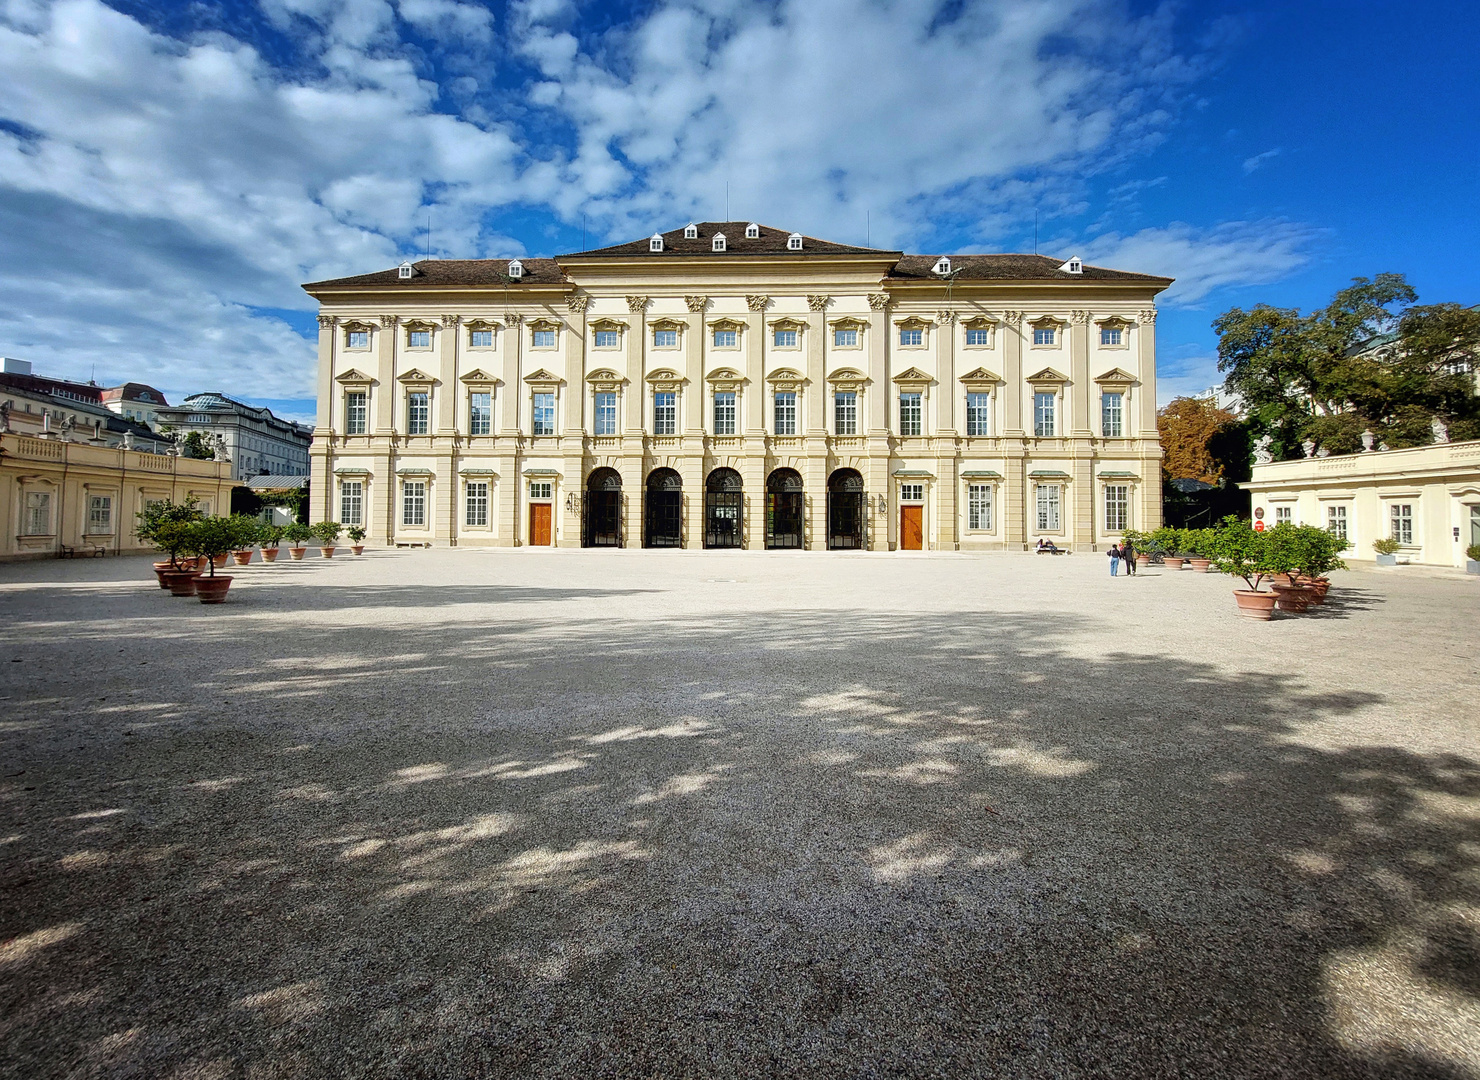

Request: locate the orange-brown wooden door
(900, 505), (923, 550)
(529, 503), (552, 546)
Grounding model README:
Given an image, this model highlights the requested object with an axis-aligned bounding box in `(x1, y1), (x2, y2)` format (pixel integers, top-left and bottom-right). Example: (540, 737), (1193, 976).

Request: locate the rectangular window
(654, 391), (676, 435)
(1327, 504), (1347, 541)
(967, 484), (992, 530)
(1390, 503), (1413, 545)
(1102, 392), (1123, 437)
(408, 330), (431, 348)
(1100, 326), (1123, 346)
(1036, 484), (1061, 531)
(1105, 485), (1128, 533)
(899, 392), (922, 436)
(594, 329), (618, 348)
(407, 391), (429, 435)
(966, 327), (991, 346)
(347, 330), (369, 349)
(88, 495), (111, 534)
(653, 328), (677, 348)
(345, 391), (367, 435)
(713, 329), (737, 348)
(834, 391), (857, 435)
(774, 391), (796, 435)
(713, 391), (736, 435)
(594, 391), (617, 436)
(469, 392), (492, 435)
(1034, 392), (1056, 437)
(466, 481), (488, 526)
(532, 392), (555, 436)
(900, 483), (924, 502)
(966, 392), (990, 436)
(899, 327), (923, 346)
(1275, 506), (1292, 524)
(834, 328), (857, 347)
(529, 481), (552, 500)
(341, 481), (363, 526)
(24, 491), (50, 535)
(402, 481), (426, 527)
(532, 329), (556, 348)
(470, 329), (493, 348)
(774, 328), (797, 348)
(1033, 326), (1056, 346)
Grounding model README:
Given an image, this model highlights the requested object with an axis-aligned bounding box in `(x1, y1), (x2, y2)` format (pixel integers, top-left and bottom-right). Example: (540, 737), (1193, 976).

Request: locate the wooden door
(529, 503), (552, 546)
(900, 505), (923, 550)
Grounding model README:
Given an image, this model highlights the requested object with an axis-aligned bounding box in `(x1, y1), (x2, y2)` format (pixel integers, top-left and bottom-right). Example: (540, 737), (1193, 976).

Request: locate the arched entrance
(644, 468), (683, 547)
(704, 468), (743, 548)
(584, 467), (622, 547)
(827, 468), (865, 549)
(766, 468), (804, 549)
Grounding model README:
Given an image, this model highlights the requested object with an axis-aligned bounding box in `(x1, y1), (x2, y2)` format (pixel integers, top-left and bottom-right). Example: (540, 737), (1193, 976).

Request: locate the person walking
(1108, 543), (1121, 576)
(1122, 537), (1137, 576)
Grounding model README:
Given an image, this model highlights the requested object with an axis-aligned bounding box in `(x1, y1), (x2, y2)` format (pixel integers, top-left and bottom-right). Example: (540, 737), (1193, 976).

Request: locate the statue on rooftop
(1253, 434), (1274, 465)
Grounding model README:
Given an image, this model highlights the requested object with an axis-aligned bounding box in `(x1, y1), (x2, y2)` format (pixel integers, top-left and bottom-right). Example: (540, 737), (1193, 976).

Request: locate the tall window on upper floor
(406, 391), (429, 435)
(532, 392), (555, 436)
(340, 481), (363, 526)
(1101, 392), (1123, 437)
(653, 328), (677, 348)
(899, 327), (923, 347)
(834, 391), (857, 435)
(966, 392), (991, 436)
(594, 392), (618, 436)
(713, 391), (736, 435)
(899, 392), (922, 436)
(345, 391), (367, 435)
(654, 391), (677, 435)
(1034, 392), (1056, 437)
(774, 391), (797, 435)
(469, 392), (492, 435)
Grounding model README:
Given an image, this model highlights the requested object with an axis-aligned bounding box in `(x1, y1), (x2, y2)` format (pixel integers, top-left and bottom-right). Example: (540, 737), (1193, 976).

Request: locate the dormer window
(745, 223), (759, 238)
(398, 261), (414, 280)
(712, 233), (727, 252)
(1059, 257), (1083, 274)
(933, 256), (952, 276)
(649, 234), (663, 252)
(684, 223), (698, 239)
(787, 233), (803, 251)
(507, 259), (523, 280)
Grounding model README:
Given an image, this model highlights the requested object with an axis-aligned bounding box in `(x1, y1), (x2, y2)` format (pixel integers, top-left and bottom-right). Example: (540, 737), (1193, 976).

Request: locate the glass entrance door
(705, 468), (743, 548)
(827, 469), (865, 549)
(766, 468), (804, 549)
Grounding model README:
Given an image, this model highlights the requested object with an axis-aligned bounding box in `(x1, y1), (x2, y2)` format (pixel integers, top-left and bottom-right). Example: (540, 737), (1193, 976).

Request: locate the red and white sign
(1254, 520), (1265, 532)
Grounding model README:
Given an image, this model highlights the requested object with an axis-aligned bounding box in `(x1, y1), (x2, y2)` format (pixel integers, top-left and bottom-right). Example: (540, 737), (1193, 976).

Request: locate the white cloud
(1242, 147), (1281, 174)
(1081, 220), (1320, 306)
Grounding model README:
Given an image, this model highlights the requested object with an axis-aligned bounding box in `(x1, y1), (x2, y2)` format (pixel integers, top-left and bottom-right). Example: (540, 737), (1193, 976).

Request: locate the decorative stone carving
(626, 296), (650, 313)
(1137, 309), (1158, 324)
(747, 295), (771, 312)
(867, 293), (891, 311)
(503, 312), (523, 326)
(440, 314), (461, 328)
(0, 400), (10, 433)
(807, 295), (832, 312)
(1432, 415), (1450, 443)
(1253, 434), (1273, 465)
(684, 295), (710, 313)
(1379, 441), (1391, 452)
(1302, 439), (1316, 458)
(566, 294), (591, 314)
(1070, 310), (1092, 324)
(378, 314), (399, 328)
(317, 314), (338, 329)
(122, 429), (133, 450)
(1361, 429), (1375, 452)
(1316, 447), (1330, 458)
(936, 309), (958, 325)
(1002, 310), (1024, 325)
(213, 433), (231, 462)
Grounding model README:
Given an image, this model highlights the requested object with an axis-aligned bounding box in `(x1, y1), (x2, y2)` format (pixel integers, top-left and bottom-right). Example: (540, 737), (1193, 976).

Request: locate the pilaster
(314, 315), (335, 434)
(1002, 311), (1024, 436)
(375, 315), (397, 435)
(1070, 310), (1092, 436)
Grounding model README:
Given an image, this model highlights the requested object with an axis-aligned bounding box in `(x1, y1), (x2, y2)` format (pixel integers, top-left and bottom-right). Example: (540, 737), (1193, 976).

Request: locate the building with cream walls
(302, 224), (1170, 551)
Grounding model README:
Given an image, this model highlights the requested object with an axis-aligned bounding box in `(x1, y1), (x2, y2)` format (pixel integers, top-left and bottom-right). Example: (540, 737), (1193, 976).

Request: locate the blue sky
(1, 0), (1475, 423)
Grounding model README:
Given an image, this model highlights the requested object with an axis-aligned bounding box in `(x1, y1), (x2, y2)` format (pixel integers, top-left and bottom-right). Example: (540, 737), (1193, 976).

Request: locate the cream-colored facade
(303, 225), (1168, 551)
(1247, 439), (1480, 568)
(0, 432), (235, 561)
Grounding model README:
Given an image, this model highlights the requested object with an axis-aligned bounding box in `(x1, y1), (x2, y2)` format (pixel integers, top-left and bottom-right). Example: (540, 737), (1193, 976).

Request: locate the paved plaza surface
(1, 549), (1477, 1079)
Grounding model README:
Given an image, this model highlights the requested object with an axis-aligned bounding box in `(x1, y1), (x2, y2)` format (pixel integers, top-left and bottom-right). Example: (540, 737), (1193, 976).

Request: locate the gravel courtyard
(1, 549), (1477, 1079)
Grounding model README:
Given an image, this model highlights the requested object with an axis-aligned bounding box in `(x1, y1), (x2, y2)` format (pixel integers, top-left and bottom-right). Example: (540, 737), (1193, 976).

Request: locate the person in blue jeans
(1108, 543), (1121, 576)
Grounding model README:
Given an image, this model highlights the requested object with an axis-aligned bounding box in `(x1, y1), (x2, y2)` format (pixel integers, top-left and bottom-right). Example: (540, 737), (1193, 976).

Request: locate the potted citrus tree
(285, 522), (312, 560)
(1210, 516), (1278, 620)
(1373, 537), (1400, 567)
(137, 499), (203, 589)
(229, 515), (261, 565)
(348, 525), (366, 555)
(1291, 527), (1347, 602)
(312, 520), (343, 557)
(1263, 522), (1312, 612)
(1186, 528), (1215, 573)
(183, 516), (246, 603)
(259, 524), (284, 562)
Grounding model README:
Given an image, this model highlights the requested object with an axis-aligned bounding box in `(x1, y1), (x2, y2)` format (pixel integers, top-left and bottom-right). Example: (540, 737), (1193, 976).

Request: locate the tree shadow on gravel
(0, 599), (1476, 1079)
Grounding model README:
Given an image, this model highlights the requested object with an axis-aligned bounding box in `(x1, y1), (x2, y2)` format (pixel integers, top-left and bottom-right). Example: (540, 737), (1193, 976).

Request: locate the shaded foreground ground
(1, 549), (1477, 1079)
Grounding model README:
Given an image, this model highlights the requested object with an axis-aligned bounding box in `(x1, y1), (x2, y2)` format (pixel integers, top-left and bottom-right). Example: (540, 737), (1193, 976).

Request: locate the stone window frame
(336, 369), (374, 435)
(710, 318), (744, 352)
(829, 316), (866, 352)
(765, 367), (806, 436)
(403, 319), (437, 351)
(85, 489), (115, 535)
(339, 477), (365, 526)
(645, 367), (686, 435)
(825, 367), (868, 436)
(459, 368), (499, 437)
(705, 366), (746, 437)
(895, 316), (931, 350)
(396, 368), (436, 437)
(586, 368), (627, 437)
(1029, 316), (1065, 349)
(466, 319), (499, 351)
(590, 318), (627, 351)
(342, 320), (375, 352)
(891, 366), (933, 438)
(768, 317), (806, 352)
(465, 479), (490, 528)
(650, 317), (684, 351)
(529, 318), (561, 351)
(962, 316), (998, 350)
(959, 367), (1002, 439)
(1027, 368), (1068, 438)
(398, 472), (431, 529)
(1094, 369), (1136, 440)
(525, 368), (563, 438)
(1096, 316), (1132, 350)
(961, 474), (999, 532)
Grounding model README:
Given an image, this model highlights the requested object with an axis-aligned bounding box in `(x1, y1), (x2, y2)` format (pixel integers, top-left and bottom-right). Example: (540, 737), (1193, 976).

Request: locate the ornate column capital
(440, 314), (461, 328)
(807, 294), (832, 312)
(936, 309), (958, 325)
(684, 295), (710, 313)
(503, 311), (523, 326)
(746, 294), (771, 312)
(566, 294), (591, 314)
(1070, 310), (1092, 325)
(867, 293), (891, 311)
(1137, 308), (1158, 325)
(378, 314), (399, 328)
(317, 315), (338, 329)
(1002, 310), (1024, 326)
(626, 295), (650, 313)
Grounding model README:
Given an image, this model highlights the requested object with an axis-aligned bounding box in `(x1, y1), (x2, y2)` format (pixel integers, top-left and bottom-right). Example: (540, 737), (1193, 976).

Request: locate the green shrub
(181, 517), (239, 577)
(284, 522), (313, 545)
(225, 514), (264, 551)
(136, 499), (202, 567)
(347, 526), (367, 544)
(1372, 538), (1401, 555)
(1468, 544), (1480, 562)
(1209, 516), (1274, 591)
(1289, 524), (1348, 578)
(259, 524), (285, 548)
(311, 520), (344, 546)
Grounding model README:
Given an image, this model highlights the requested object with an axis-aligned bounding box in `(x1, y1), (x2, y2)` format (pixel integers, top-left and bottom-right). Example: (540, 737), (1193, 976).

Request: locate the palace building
(302, 224), (1170, 551)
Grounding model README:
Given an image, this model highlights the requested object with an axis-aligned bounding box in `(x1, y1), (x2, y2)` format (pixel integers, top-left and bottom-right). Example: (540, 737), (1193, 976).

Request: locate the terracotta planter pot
(261, 548), (279, 563)
(321, 546), (336, 558)
(161, 570), (199, 597)
(289, 546), (307, 561)
(1163, 557), (1185, 570)
(194, 575), (233, 604)
(232, 550), (253, 566)
(1306, 578), (1330, 603)
(1267, 573), (1294, 589)
(1188, 558), (1212, 573)
(351, 545), (364, 555)
(1270, 584), (1313, 613)
(1136, 555), (1150, 568)
(211, 553), (229, 569)
(153, 561), (175, 588)
(1233, 589), (1278, 620)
